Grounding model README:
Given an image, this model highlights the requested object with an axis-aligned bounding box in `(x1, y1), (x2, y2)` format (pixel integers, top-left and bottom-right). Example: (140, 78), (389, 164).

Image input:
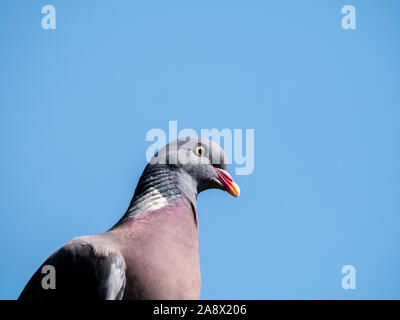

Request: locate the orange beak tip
(230, 182), (240, 197)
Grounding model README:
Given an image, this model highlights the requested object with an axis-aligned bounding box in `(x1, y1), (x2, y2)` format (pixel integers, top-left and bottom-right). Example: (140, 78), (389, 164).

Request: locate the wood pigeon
(18, 136), (240, 300)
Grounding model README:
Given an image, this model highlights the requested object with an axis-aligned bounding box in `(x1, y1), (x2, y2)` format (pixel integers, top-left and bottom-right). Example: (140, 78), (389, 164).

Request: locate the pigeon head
(124, 137), (240, 219)
(150, 136), (240, 198)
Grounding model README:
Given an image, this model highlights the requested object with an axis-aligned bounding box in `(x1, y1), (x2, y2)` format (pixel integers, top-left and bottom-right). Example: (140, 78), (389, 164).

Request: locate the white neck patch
(128, 187), (170, 216)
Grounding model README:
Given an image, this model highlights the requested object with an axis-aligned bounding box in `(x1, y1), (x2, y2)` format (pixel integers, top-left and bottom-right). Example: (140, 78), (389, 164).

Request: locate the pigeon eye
(194, 145), (205, 157)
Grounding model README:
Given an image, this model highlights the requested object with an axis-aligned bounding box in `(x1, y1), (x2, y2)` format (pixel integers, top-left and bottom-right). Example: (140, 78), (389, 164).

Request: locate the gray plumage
(19, 137), (240, 300)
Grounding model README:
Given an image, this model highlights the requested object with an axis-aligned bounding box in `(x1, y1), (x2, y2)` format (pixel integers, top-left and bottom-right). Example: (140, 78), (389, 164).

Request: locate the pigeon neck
(121, 164), (198, 221)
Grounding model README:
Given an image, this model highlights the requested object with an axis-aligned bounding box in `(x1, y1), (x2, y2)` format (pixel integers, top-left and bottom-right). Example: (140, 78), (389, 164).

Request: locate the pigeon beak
(214, 168), (240, 197)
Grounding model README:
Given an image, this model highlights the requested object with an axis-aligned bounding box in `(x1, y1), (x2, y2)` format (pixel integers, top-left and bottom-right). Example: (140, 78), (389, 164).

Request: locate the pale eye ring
(194, 145), (205, 157)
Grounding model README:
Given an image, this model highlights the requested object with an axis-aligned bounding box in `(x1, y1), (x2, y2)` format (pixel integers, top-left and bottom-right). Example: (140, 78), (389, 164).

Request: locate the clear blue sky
(1, 0), (399, 299)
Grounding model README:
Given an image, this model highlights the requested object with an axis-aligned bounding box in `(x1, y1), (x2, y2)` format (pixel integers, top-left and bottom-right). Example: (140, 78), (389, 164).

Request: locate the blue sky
(1, 0), (399, 299)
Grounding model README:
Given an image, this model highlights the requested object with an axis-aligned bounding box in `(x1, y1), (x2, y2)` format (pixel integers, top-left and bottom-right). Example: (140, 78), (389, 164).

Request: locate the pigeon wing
(18, 237), (126, 300)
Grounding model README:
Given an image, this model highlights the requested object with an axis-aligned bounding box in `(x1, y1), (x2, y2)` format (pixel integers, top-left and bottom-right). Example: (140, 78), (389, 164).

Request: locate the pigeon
(18, 136), (240, 300)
